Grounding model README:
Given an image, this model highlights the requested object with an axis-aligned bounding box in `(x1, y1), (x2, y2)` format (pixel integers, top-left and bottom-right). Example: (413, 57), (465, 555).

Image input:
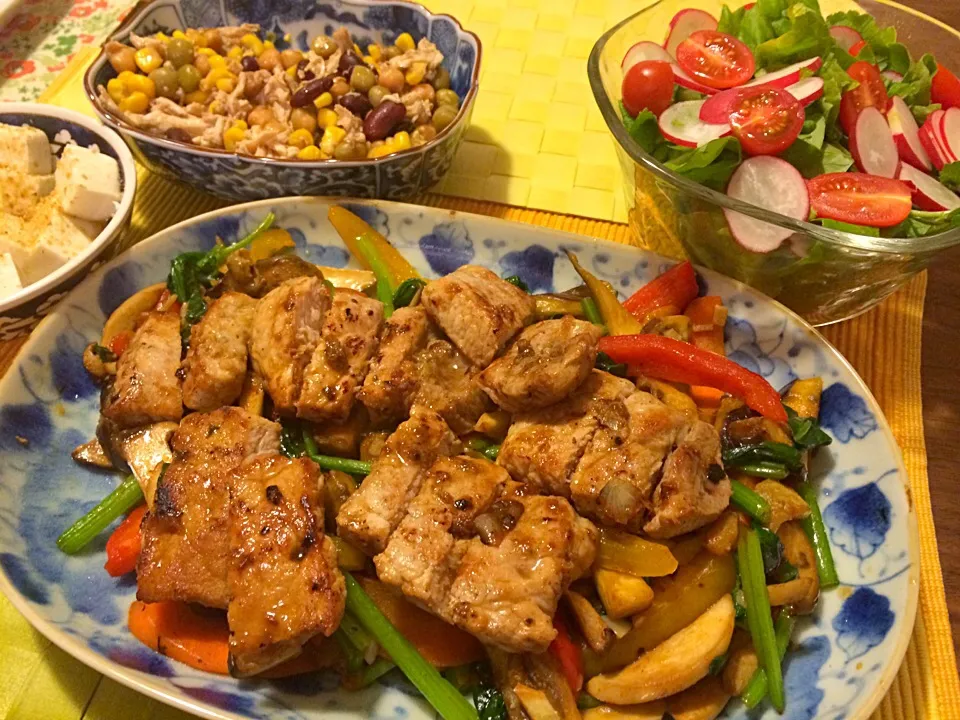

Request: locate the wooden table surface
(904, 0), (960, 653)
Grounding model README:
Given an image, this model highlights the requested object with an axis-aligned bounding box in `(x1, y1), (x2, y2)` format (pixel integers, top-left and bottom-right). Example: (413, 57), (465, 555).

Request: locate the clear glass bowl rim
(586, 0), (960, 255)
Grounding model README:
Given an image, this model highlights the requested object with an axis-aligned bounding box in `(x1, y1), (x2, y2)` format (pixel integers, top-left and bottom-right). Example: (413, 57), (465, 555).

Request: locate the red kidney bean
(291, 75), (333, 107)
(240, 55), (259, 72)
(295, 58), (315, 81)
(338, 92), (372, 118)
(338, 50), (364, 76)
(363, 100), (405, 140)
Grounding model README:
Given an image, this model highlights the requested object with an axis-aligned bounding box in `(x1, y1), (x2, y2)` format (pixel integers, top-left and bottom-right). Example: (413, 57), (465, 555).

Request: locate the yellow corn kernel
(319, 125), (346, 154)
(208, 100), (222, 114)
(313, 91), (333, 109)
(216, 77), (236, 92)
(119, 91), (150, 113)
(352, 43), (363, 55)
(288, 128), (315, 149)
(395, 33), (415, 52)
(156, 32), (170, 43)
(127, 74), (156, 99)
(134, 47), (163, 73)
(367, 143), (394, 159)
(197, 47), (217, 56)
(186, 29), (206, 47)
(362, 56), (374, 64)
(316, 108), (338, 128)
(106, 78), (125, 103)
(263, 40), (275, 50)
(223, 125), (246, 152)
(391, 131), (411, 151)
(233, 119), (248, 131)
(208, 54), (227, 69)
(172, 29), (188, 40)
(286, 64), (298, 79)
(242, 33), (265, 56)
(297, 144), (323, 160)
(367, 44), (381, 60)
(203, 66), (235, 90)
(117, 70), (137, 85)
(184, 89), (209, 104)
(227, 45), (243, 61)
(405, 61), (426, 86)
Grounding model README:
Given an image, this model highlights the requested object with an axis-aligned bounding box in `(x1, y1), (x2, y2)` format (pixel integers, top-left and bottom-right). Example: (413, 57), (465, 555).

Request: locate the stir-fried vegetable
(503, 275), (530, 292)
(596, 528), (678, 578)
(104, 505), (147, 576)
(548, 614), (584, 692)
(355, 234), (397, 316)
(328, 206), (420, 287)
(724, 441), (803, 480)
(533, 295), (586, 319)
(685, 295), (726, 356)
(57, 475), (145, 554)
(599, 334), (788, 423)
(795, 480), (840, 589)
(465, 436), (501, 462)
(393, 277), (427, 308)
(343, 573), (479, 720)
(740, 609), (796, 709)
(580, 297), (605, 329)
(595, 351), (628, 377)
(566, 251), (644, 336)
(737, 528), (784, 713)
(622, 260), (699, 323)
(301, 429), (372, 475)
(128, 600), (230, 675)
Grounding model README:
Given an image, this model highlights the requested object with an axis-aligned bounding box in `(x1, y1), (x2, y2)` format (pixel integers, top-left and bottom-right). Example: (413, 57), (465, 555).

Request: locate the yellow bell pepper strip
(247, 228), (295, 261)
(354, 234), (396, 316)
(565, 251), (643, 336)
(623, 260), (699, 323)
(327, 206), (421, 290)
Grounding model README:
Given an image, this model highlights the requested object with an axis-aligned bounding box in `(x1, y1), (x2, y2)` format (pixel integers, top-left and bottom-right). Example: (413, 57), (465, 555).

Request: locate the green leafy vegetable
(756, 525), (785, 575)
(817, 56), (858, 139)
(939, 162), (960, 191)
(888, 53), (940, 111)
(795, 480), (840, 588)
(754, 2), (833, 70)
(825, 11), (908, 74)
(577, 693), (603, 710)
(740, 609), (795, 708)
(355, 234), (396, 318)
(883, 208), (960, 238)
(785, 406), (833, 449)
(90, 344), (117, 362)
(596, 350), (628, 377)
(465, 436), (501, 462)
(821, 142), (855, 173)
(279, 419), (307, 458)
(503, 275), (529, 293)
(581, 297), (605, 328)
(769, 558), (800, 584)
(301, 427), (372, 475)
(723, 441), (804, 472)
(393, 277), (427, 308)
(664, 137), (743, 192)
(709, 652), (730, 676)
(780, 109), (826, 177)
(816, 218), (880, 236)
(619, 104), (665, 156)
(475, 685), (508, 720)
(731, 479), (773, 525)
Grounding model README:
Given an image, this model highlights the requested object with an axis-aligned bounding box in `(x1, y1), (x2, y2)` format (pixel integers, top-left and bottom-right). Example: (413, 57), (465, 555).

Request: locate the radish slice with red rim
(850, 106), (900, 177)
(664, 9), (718, 58)
(919, 110), (950, 169)
(785, 77), (825, 106)
(659, 100), (731, 147)
(882, 70), (904, 83)
(887, 96), (932, 171)
(940, 107), (960, 162)
(672, 63), (719, 95)
(743, 57), (822, 89)
(724, 156), (810, 253)
(829, 26), (864, 52)
(622, 41), (674, 73)
(899, 164), (960, 211)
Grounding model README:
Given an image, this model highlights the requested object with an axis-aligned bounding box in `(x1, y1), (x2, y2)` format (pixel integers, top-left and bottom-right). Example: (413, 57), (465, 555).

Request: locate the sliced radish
(724, 156), (809, 253)
(882, 70), (903, 83)
(785, 77), (824, 106)
(664, 9), (718, 58)
(829, 25), (864, 52)
(940, 107), (960, 162)
(672, 63), (719, 95)
(899, 164), (960, 211)
(699, 88), (744, 123)
(919, 110), (950, 169)
(622, 41), (673, 73)
(658, 100), (731, 147)
(743, 58), (823, 89)
(850, 106), (900, 178)
(887, 96), (932, 171)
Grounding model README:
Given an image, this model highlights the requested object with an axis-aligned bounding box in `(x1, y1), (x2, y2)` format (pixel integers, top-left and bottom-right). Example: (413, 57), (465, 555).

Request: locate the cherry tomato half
(622, 60), (675, 117)
(808, 173), (913, 228)
(676, 30), (756, 90)
(728, 86), (804, 156)
(849, 39), (867, 56)
(839, 61), (889, 136)
(932, 63), (960, 110)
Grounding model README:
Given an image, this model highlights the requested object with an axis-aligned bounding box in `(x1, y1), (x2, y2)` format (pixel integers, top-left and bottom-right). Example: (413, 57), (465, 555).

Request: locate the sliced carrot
(356, 577), (485, 668)
(690, 385), (725, 408)
(105, 504), (146, 577)
(109, 330), (133, 357)
(128, 601), (229, 675)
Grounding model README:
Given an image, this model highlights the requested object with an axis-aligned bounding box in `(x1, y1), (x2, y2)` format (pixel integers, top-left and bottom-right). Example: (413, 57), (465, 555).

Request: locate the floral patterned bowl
(0, 102), (136, 340)
(82, 0), (480, 202)
(0, 197), (918, 720)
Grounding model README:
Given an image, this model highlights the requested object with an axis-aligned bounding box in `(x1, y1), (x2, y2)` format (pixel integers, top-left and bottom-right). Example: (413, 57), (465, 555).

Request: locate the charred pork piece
(412, 339), (490, 435)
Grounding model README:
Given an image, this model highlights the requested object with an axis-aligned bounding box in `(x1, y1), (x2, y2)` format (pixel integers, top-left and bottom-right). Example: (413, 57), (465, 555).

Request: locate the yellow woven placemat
(0, 46), (957, 720)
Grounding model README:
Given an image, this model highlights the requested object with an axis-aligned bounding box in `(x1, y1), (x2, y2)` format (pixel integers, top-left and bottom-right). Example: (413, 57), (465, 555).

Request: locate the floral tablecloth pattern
(0, 0), (132, 101)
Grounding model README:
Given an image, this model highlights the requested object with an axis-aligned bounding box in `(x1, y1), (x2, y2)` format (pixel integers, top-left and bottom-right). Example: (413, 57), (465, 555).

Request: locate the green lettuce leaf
(882, 209), (960, 238)
(717, 5), (746, 35)
(939, 162), (960, 191)
(817, 56), (858, 140)
(824, 11), (909, 73)
(780, 109), (826, 177)
(754, 2), (833, 70)
(663, 137), (743, 191)
(821, 142), (854, 173)
(619, 103), (665, 156)
(816, 218), (880, 236)
(888, 53), (940, 112)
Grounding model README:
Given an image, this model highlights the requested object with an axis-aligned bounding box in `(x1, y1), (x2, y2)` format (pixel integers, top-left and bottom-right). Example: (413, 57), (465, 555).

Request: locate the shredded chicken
(386, 38), (444, 71)
(217, 24), (261, 49)
(334, 105), (363, 135)
(99, 89), (215, 138)
(128, 33), (165, 51)
(332, 27), (352, 52)
(401, 90), (433, 125)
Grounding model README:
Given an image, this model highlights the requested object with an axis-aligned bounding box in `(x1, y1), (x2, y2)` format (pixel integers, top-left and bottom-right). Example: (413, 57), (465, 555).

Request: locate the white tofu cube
(56, 145), (122, 222)
(0, 123), (54, 175)
(0, 169), (55, 217)
(17, 202), (102, 285)
(0, 211), (31, 270)
(0, 252), (23, 300)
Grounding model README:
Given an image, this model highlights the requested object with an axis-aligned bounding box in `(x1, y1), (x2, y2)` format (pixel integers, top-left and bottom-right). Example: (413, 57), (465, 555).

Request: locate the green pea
(334, 139), (367, 161)
(368, 84), (389, 108)
(432, 66), (451, 90)
(311, 35), (337, 58)
(431, 103), (458, 131)
(435, 89), (459, 108)
(166, 37), (194, 69)
(149, 66), (179, 99)
(177, 63), (201, 93)
(350, 65), (376, 93)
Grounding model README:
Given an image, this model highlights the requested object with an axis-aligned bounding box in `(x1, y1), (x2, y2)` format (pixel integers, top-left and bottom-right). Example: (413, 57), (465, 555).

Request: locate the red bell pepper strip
(549, 613), (584, 693)
(109, 330), (133, 358)
(104, 504), (147, 577)
(599, 334), (788, 423)
(623, 261), (699, 323)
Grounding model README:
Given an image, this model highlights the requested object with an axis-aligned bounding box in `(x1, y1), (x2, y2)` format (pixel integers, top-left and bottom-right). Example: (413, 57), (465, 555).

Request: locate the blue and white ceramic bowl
(0, 198), (918, 720)
(0, 103), (136, 341)
(83, 0), (480, 202)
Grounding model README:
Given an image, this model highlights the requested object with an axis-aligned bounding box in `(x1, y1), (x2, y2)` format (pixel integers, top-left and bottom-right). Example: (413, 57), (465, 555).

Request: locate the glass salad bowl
(588, 0), (960, 325)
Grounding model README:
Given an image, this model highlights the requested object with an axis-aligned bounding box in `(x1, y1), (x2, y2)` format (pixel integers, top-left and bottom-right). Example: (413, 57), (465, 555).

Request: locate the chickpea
(334, 139), (367, 161)
(280, 49), (303, 69)
(107, 44), (137, 74)
(311, 35), (338, 58)
(368, 84), (389, 107)
(378, 66), (404, 93)
(247, 105), (274, 126)
(432, 66), (451, 90)
(435, 88), (459, 108)
(408, 83), (436, 103)
(194, 53), (211, 77)
(350, 65), (376, 94)
(258, 47), (280, 71)
(330, 77), (351, 99)
(432, 103), (458, 131)
(291, 107), (318, 133)
(203, 29), (222, 52)
(411, 123), (437, 146)
(264, 119), (286, 134)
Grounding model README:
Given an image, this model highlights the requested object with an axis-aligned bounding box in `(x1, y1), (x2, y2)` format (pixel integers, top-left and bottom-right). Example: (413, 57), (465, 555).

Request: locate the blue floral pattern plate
(0, 198), (918, 720)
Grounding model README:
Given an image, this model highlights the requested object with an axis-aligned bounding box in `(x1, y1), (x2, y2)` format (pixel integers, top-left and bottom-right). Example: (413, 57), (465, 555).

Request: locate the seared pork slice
(297, 290), (384, 422)
(644, 420), (730, 538)
(413, 339), (490, 435)
(358, 306), (430, 425)
(249, 276), (330, 415)
(374, 456), (508, 609)
(102, 312), (183, 427)
(446, 495), (598, 653)
(336, 408), (459, 555)
(182, 292), (257, 412)
(478, 318), (603, 413)
(227, 454), (345, 677)
(137, 408), (280, 608)
(421, 265), (536, 367)
(497, 371), (636, 495)
(570, 391), (686, 530)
